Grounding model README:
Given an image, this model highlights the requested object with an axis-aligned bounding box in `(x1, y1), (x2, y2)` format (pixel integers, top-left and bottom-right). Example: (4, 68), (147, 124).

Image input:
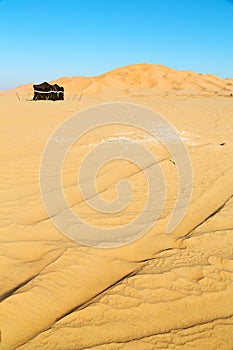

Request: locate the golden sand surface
(0, 64), (233, 349)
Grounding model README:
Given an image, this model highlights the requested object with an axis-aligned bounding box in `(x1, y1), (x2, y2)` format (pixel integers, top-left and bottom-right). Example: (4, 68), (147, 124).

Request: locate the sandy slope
(0, 64), (233, 349)
(6, 63), (233, 99)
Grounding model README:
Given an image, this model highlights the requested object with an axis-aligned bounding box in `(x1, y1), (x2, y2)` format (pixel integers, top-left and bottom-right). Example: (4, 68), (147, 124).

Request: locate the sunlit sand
(1, 64), (233, 349)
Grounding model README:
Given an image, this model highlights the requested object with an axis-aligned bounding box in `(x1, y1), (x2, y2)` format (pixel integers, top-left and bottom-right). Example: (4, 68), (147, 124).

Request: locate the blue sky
(0, 0), (233, 89)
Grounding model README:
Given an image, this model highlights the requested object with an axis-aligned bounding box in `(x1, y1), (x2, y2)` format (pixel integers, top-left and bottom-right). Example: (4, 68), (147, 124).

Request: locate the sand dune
(0, 64), (233, 349)
(6, 63), (233, 99)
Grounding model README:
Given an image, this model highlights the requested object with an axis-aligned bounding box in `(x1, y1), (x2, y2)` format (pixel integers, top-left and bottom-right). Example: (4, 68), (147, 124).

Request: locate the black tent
(33, 82), (64, 101)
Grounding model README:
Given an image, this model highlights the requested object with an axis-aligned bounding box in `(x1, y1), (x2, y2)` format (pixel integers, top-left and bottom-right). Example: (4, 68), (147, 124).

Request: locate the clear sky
(0, 0), (233, 89)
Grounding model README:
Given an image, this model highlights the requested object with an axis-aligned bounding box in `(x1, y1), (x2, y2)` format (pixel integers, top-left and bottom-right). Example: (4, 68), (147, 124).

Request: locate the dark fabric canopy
(33, 82), (64, 101)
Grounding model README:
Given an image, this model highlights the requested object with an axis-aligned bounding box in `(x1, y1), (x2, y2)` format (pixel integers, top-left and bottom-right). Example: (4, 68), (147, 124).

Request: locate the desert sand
(0, 64), (233, 349)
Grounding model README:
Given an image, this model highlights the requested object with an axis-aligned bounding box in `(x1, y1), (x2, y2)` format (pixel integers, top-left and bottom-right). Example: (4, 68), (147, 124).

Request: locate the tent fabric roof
(33, 82), (64, 92)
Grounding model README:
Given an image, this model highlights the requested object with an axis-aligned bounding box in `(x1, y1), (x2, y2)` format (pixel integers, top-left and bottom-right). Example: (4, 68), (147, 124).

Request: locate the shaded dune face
(0, 64), (233, 349)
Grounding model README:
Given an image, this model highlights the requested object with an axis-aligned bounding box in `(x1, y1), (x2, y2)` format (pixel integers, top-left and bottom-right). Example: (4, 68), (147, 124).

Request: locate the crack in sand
(4, 249), (66, 300)
(25, 156), (170, 227)
(0, 274), (39, 302)
(181, 194), (233, 240)
(13, 270), (140, 350)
